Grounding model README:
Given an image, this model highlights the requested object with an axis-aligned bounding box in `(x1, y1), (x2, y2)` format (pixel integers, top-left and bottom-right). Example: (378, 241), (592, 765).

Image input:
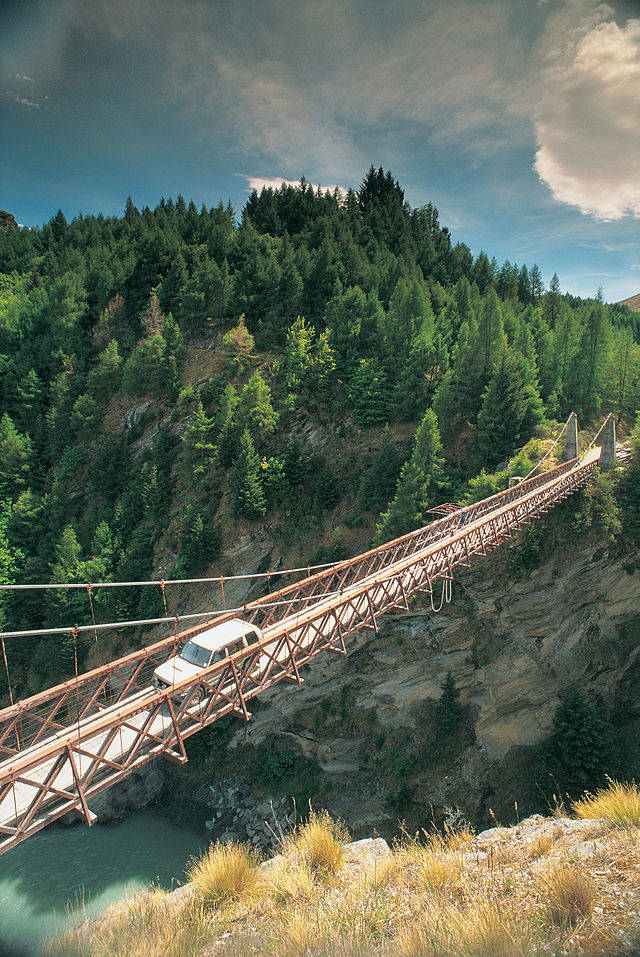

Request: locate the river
(0, 813), (206, 954)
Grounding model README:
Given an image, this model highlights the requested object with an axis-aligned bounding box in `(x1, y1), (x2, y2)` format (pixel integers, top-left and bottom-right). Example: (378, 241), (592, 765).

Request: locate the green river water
(0, 814), (206, 955)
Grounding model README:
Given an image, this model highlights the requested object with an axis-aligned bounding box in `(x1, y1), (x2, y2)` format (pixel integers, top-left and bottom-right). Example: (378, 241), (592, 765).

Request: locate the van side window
(225, 641), (244, 656)
(244, 631), (259, 646)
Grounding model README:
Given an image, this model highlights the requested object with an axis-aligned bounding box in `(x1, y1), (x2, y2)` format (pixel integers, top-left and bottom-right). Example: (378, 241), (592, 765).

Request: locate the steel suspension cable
(0, 560), (340, 593)
(0, 587), (346, 640)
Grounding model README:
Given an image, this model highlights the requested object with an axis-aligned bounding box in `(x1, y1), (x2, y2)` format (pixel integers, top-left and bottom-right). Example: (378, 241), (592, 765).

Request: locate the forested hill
(0, 167), (639, 701)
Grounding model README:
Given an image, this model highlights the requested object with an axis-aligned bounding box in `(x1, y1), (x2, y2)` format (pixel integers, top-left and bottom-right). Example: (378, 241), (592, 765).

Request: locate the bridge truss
(0, 446), (602, 855)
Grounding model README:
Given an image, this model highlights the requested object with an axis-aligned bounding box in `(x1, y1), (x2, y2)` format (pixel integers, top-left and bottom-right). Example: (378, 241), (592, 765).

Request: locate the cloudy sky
(1, 0), (638, 300)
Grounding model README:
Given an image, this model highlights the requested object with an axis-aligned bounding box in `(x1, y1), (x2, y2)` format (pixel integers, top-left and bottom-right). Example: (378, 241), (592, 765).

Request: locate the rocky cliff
(184, 508), (639, 840)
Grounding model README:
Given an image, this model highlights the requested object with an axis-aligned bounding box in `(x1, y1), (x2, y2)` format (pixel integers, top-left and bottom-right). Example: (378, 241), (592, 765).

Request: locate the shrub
(187, 842), (260, 907)
(573, 779), (640, 829)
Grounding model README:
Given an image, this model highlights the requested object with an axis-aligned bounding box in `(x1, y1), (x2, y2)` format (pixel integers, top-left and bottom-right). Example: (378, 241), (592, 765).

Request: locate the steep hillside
(620, 293), (640, 313)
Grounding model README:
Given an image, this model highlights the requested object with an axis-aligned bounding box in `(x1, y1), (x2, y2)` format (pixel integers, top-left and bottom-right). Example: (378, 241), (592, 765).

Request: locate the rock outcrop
(0, 210), (18, 231)
(218, 531), (639, 833)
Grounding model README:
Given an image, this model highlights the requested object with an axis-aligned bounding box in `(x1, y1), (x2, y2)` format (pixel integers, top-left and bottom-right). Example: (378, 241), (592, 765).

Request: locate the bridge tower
(563, 412), (578, 460)
(600, 415), (617, 468)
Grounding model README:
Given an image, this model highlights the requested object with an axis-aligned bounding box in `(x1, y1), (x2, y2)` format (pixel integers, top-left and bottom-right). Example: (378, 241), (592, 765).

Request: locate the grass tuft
(286, 809), (348, 875)
(528, 833), (554, 859)
(400, 897), (529, 956)
(263, 858), (316, 903)
(186, 841), (260, 908)
(395, 838), (461, 891)
(573, 779), (640, 829)
(537, 864), (594, 927)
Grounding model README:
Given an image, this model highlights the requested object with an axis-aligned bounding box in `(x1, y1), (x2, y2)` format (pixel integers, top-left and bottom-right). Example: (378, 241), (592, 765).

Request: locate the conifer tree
(182, 398), (215, 478)
(231, 429), (267, 519)
(477, 287), (506, 380)
(375, 409), (443, 543)
(540, 688), (618, 798)
(0, 414), (31, 500)
(473, 351), (529, 469)
(436, 670), (463, 738)
(349, 358), (391, 425)
(237, 371), (278, 444)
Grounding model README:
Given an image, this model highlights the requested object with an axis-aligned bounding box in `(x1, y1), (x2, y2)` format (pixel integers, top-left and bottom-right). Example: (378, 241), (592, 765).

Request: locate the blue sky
(1, 0), (638, 301)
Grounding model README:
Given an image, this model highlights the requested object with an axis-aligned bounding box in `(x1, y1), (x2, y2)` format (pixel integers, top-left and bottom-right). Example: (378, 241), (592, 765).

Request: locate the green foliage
(230, 429), (267, 519)
(283, 315), (335, 396)
(435, 670), (463, 739)
(575, 468), (621, 540)
(237, 371), (278, 445)
(358, 426), (405, 512)
(249, 737), (321, 802)
(473, 351), (543, 470)
(349, 357), (391, 425)
(182, 398), (215, 481)
(0, 413), (31, 500)
(538, 688), (619, 799)
(375, 409), (444, 543)
(174, 508), (219, 577)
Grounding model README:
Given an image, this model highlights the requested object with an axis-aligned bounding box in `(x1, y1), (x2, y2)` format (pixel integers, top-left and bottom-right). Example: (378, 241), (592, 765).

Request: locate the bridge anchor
(600, 415), (617, 468)
(563, 412), (578, 460)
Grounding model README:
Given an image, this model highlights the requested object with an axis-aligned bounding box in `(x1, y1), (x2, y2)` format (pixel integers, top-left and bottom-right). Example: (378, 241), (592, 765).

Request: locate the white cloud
(243, 175), (346, 196)
(534, 17), (640, 220)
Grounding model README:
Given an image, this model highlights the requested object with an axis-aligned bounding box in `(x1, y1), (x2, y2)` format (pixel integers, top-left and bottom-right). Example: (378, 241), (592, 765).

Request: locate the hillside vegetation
(1, 167), (639, 703)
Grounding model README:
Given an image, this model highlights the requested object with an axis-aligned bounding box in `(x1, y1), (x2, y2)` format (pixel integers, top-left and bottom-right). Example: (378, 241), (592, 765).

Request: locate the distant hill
(620, 293), (640, 313)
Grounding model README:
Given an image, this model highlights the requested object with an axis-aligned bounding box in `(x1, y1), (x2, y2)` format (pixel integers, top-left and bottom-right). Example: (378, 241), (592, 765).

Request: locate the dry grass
(186, 841), (261, 907)
(44, 889), (209, 957)
(395, 838), (462, 892)
(262, 858), (316, 903)
(51, 782), (640, 956)
(399, 897), (531, 956)
(286, 809), (349, 875)
(573, 779), (640, 829)
(528, 833), (554, 859)
(537, 864), (594, 927)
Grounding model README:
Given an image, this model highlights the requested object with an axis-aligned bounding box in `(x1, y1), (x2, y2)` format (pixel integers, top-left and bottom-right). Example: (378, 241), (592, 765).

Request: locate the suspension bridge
(0, 414), (618, 856)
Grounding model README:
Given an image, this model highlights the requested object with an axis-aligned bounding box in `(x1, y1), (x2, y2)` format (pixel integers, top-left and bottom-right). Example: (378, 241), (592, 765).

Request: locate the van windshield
(179, 641), (212, 668)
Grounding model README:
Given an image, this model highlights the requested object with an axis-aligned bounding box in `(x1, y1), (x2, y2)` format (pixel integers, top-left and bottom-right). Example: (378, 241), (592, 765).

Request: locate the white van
(152, 618), (263, 695)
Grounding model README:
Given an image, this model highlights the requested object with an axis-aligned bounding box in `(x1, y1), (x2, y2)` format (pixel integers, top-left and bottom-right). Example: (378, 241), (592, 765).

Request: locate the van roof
(187, 618), (259, 653)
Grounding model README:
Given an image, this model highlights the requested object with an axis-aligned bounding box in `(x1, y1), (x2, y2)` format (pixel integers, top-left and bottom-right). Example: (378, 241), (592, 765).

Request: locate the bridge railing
(0, 451), (581, 758)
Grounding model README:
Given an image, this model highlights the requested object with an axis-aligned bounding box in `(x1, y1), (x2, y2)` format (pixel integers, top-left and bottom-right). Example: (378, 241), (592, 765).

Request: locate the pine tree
(182, 398), (215, 478)
(231, 430), (267, 518)
(473, 351), (529, 469)
(237, 371), (278, 444)
(435, 670), (463, 738)
(375, 409), (443, 543)
(349, 358), (391, 425)
(0, 414), (31, 500)
(358, 425), (405, 511)
(540, 688), (618, 798)
(477, 287), (506, 380)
